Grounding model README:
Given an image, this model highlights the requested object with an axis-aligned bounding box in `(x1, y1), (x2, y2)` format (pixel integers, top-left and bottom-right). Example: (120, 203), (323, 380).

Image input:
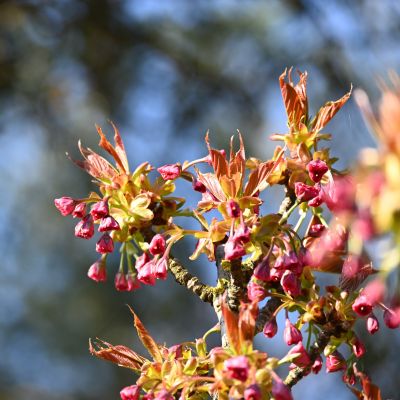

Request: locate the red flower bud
(295, 182), (319, 202)
(127, 271), (141, 290)
(272, 379), (294, 400)
(73, 202), (87, 218)
(307, 158), (329, 183)
(205, 149), (226, 165)
(226, 199), (241, 218)
(364, 279), (385, 304)
(149, 234), (166, 256)
(324, 230), (346, 251)
(157, 164), (181, 180)
(55, 197), (78, 216)
(248, 281), (268, 301)
(253, 205), (260, 216)
(99, 215), (121, 232)
(244, 384), (261, 400)
(254, 256), (271, 281)
(192, 177), (207, 193)
(298, 247), (313, 267)
(137, 261), (156, 286)
(224, 355), (249, 382)
(115, 270), (129, 291)
(308, 224), (327, 237)
(155, 257), (168, 280)
(352, 338), (365, 357)
(326, 350), (347, 373)
(287, 342), (310, 367)
(342, 371), (356, 385)
(234, 223), (251, 244)
(75, 214), (94, 239)
(263, 316), (278, 338)
(274, 255), (285, 270)
(225, 238), (246, 260)
(96, 233), (114, 254)
(284, 318), (303, 346)
(87, 255), (107, 282)
(308, 185), (325, 207)
(136, 253), (151, 271)
(383, 307), (400, 329)
(281, 271), (302, 296)
(120, 385), (141, 400)
(312, 355), (323, 374)
(270, 267), (285, 282)
(352, 295), (374, 317)
(367, 313), (379, 335)
(283, 251), (303, 277)
(91, 200), (109, 221)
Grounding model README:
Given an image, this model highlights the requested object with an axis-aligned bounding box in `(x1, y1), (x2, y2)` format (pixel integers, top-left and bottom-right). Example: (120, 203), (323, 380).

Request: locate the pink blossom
(352, 338), (365, 357)
(137, 262), (156, 286)
(272, 379), (293, 400)
(311, 355), (323, 374)
(364, 279), (385, 304)
(226, 200), (241, 218)
(155, 257), (168, 280)
(281, 271), (302, 296)
(136, 253), (151, 271)
(295, 182), (319, 202)
(298, 246), (313, 267)
(96, 233), (114, 254)
(383, 307), (400, 329)
(263, 316), (278, 338)
(253, 256), (271, 281)
(87, 255), (107, 282)
(168, 344), (183, 359)
(149, 234), (166, 256)
(308, 224), (327, 237)
(192, 177), (206, 193)
(270, 267), (285, 282)
(115, 270), (129, 291)
(233, 223), (251, 244)
(307, 158), (329, 183)
(367, 313), (379, 335)
(324, 231), (346, 251)
(287, 342), (310, 367)
(99, 215), (121, 232)
(73, 202), (87, 218)
(342, 371), (356, 385)
(75, 214), (94, 239)
(120, 385), (141, 400)
(55, 197), (78, 216)
(326, 350), (347, 373)
(324, 175), (356, 213)
(352, 295), (374, 317)
(91, 199), (109, 221)
(127, 271), (141, 290)
(157, 164), (181, 180)
(284, 318), (303, 346)
(248, 281), (268, 301)
(225, 238), (246, 260)
(224, 355), (249, 382)
(244, 384), (261, 400)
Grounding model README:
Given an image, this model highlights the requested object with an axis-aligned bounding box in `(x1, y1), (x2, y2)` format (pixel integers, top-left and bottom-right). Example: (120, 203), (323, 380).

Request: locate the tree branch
(169, 258), (214, 304)
(278, 177), (297, 216)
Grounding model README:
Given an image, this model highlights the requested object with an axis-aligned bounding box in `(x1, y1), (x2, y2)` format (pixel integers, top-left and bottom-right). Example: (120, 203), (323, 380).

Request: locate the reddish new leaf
(312, 86), (352, 132)
(339, 255), (376, 292)
(238, 299), (258, 344)
(96, 124), (126, 174)
(244, 161), (275, 196)
(353, 365), (382, 400)
(229, 133), (246, 190)
(196, 168), (227, 201)
(220, 293), (240, 354)
(89, 338), (147, 372)
(128, 305), (163, 363)
(111, 121), (130, 173)
(66, 152), (107, 180)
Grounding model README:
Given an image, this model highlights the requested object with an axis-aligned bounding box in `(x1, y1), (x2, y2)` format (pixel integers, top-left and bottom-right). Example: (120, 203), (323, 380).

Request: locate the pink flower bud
(149, 234), (166, 256)
(99, 215), (121, 232)
(55, 197), (78, 216)
(233, 223), (251, 244)
(326, 350), (347, 373)
(96, 233), (114, 254)
(115, 270), (128, 291)
(157, 164), (181, 180)
(244, 384), (261, 400)
(272, 379), (294, 400)
(248, 281), (268, 301)
(136, 253), (151, 271)
(284, 318), (303, 346)
(87, 255), (107, 282)
(192, 177), (206, 193)
(307, 158), (329, 183)
(308, 224), (327, 237)
(226, 199), (241, 218)
(225, 238), (246, 260)
(127, 271), (141, 290)
(137, 261), (156, 286)
(73, 203), (87, 218)
(254, 256), (271, 281)
(270, 267), (285, 282)
(352, 338), (365, 357)
(120, 385), (141, 400)
(383, 307), (400, 329)
(364, 279), (385, 304)
(75, 214), (94, 239)
(224, 355), (249, 382)
(298, 247), (313, 267)
(352, 295), (374, 317)
(324, 230), (346, 251)
(308, 185), (325, 207)
(205, 149), (226, 165)
(311, 355), (323, 374)
(281, 271), (302, 296)
(287, 342), (310, 367)
(295, 182), (319, 202)
(283, 251), (303, 277)
(154, 390), (171, 400)
(253, 205), (260, 216)
(155, 257), (168, 280)
(168, 344), (183, 359)
(263, 316), (278, 338)
(342, 371), (356, 385)
(324, 175), (356, 213)
(367, 313), (379, 335)
(91, 200), (109, 221)
(274, 255), (285, 270)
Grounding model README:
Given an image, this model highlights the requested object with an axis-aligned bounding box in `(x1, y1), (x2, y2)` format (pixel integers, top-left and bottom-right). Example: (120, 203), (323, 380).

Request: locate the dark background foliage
(1, 1), (399, 399)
